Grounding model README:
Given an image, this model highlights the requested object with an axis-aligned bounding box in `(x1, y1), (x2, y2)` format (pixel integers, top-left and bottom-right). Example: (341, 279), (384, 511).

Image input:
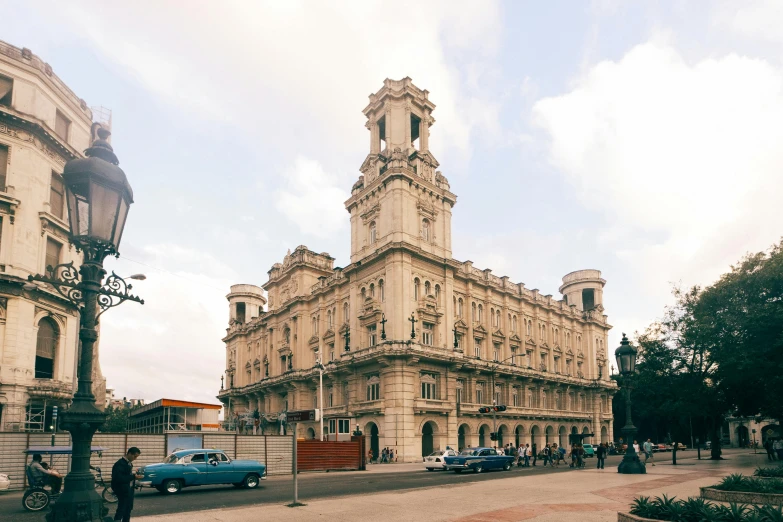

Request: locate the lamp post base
(617, 453), (647, 474)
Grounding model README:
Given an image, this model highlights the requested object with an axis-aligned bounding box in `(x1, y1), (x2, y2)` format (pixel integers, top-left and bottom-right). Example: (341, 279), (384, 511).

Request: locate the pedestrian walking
(381, 447), (388, 463)
(643, 439), (655, 466)
(531, 443), (537, 466)
(517, 444), (525, 467)
(112, 447), (143, 522)
(367, 449), (374, 464)
(774, 439), (783, 461)
(596, 442), (606, 469)
(524, 443), (531, 467)
(764, 438), (776, 461)
(633, 440), (640, 457)
(390, 448), (395, 462)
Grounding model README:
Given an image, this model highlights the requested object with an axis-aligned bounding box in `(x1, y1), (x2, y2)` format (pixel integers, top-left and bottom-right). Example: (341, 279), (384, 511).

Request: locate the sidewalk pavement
(135, 449), (772, 522)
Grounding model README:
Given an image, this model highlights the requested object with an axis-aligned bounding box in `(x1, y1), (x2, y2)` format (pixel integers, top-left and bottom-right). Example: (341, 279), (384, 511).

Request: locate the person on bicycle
(29, 454), (62, 495)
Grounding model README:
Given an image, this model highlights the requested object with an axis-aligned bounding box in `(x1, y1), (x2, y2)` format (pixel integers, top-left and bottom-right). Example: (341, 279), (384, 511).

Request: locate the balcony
(414, 399), (452, 414)
(352, 400), (383, 415)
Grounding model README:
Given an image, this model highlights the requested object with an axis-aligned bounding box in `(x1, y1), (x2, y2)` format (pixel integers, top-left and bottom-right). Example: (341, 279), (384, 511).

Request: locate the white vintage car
(423, 449), (458, 471)
(0, 473), (10, 490)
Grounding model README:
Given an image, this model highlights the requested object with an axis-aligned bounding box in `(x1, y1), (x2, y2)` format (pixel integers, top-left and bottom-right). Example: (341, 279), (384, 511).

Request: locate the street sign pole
(292, 421), (298, 504)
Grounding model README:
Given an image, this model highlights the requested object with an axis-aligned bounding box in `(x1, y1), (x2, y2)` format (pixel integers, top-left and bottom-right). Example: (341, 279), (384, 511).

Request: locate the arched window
(458, 298), (463, 317)
(327, 310), (332, 328)
(414, 278), (420, 301)
(379, 280), (384, 302)
(512, 316), (517, 333)
(35, 317), (58, 379)
(496, 310), (501, 328)
(369, 221), (376, 244)
(577, 335), (582, 351)
(424, 281), (431, 297)
(361, 287), (366, 301)
(370, 283), (375, 298)
(343, 302), (349, 324)
(526, 319), (531, 337)
(434, 285), (440, 305)
(421, 219), (430, 241)
(471, 302), (477, 322)
(478, 304), (483, 323)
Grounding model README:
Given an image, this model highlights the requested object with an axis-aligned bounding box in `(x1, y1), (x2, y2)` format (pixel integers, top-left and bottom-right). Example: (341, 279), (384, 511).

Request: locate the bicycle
(92, 466), (118, 503)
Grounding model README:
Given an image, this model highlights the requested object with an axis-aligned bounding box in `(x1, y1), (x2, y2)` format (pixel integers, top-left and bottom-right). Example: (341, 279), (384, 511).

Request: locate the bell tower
(345, 78), (456, 263)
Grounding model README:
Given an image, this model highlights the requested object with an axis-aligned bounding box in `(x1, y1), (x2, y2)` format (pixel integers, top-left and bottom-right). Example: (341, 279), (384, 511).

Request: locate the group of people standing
(764, 438), (783, 461)
(367, 447), (396, 464)
(498, 442), (611, 469)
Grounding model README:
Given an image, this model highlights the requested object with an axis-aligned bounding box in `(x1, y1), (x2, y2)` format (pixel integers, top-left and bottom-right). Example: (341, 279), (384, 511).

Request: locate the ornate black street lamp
(28, 125), (144, 521)
(613, 333), (645, 474)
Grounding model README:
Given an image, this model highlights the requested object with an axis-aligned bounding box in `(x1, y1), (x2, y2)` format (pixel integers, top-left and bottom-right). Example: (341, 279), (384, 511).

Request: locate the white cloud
(97, 245), (236, 404)
(713, 0), (783, 45)
(274, 156), (350, 238)
(533, 41), (783, 338)
(42, 1), (502, 169)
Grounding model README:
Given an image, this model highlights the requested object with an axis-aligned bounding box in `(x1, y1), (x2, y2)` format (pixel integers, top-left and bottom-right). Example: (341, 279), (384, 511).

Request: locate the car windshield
(427, 451), (442, 457)
(162, 454), (180, 464)
(459, 449), (480, 456)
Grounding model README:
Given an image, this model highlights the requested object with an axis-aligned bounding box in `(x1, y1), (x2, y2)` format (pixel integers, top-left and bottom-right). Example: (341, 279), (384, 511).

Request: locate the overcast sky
(5, 1), (783, 406)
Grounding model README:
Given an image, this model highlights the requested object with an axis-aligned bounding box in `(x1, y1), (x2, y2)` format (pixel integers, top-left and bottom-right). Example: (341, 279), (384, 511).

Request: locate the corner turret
(559, 270), (606, 312)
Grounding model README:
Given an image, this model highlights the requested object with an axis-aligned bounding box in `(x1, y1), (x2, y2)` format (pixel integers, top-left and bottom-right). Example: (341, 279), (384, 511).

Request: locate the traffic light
(490, 432), (498, 441)
(493, 405), (507, 412)
(478, 407), (492, 414)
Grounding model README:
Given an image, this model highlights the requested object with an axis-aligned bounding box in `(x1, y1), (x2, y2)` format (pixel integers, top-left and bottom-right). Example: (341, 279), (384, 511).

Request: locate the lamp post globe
(613, 333), (645, 474)
(28, 124), (143, 521)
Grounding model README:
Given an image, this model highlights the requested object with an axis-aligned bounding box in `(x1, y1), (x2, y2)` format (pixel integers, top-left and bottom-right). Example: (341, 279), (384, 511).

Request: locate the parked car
(652, 443), (667, 453)
(137, 449), (266, 494)
(582, 444), (595, 457)
(423, 449), (458, 471)
(443, 447), (516, 473)
(0, 473), (9, 491)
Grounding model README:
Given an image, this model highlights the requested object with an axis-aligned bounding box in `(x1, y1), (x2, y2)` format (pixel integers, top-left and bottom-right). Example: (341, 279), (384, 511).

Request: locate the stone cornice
(0, 111), (78, 166)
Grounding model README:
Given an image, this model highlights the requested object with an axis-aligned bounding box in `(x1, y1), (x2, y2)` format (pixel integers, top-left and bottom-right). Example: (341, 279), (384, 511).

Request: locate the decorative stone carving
(352, 175), (365, 193)
(434, 171), (450, 190)
(0, 122), (67, 166)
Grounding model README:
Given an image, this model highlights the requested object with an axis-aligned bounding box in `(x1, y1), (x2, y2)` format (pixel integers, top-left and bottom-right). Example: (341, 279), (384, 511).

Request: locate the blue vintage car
(443, 447), (516, 473)
(137, 449), (266, 494)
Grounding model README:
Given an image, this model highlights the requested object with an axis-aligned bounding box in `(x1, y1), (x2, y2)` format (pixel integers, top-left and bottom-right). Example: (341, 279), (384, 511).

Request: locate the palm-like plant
(714, 503), (749, 522)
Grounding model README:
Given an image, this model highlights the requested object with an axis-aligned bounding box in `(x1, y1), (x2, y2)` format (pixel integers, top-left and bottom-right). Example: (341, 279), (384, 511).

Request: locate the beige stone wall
(219, 78), (616, 462)
(0, 40), (104, 430)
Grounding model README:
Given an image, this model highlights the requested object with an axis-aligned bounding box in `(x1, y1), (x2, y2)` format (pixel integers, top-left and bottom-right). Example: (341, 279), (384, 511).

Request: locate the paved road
(0, 454), (633, 521)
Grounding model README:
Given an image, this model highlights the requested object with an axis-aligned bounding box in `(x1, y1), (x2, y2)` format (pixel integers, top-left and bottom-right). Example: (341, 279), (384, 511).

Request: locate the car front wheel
(503, 462), (511, 471)
(473, 465), (483, 474)
(243, 474), (260, 489)
(163, 479), (182, 494)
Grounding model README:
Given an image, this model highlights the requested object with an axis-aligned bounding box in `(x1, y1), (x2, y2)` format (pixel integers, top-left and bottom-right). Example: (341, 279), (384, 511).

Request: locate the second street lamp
(613, 333), (646, 475)
(28, 124), (144, 521)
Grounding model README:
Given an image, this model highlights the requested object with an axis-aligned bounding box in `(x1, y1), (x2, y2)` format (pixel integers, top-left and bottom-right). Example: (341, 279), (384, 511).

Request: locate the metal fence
(0, 431), (293, 491)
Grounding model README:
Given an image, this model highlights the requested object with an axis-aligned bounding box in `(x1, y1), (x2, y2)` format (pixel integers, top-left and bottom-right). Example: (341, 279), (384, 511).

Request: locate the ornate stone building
(219, 78), (615, 461)
(0, 40), (107, 431)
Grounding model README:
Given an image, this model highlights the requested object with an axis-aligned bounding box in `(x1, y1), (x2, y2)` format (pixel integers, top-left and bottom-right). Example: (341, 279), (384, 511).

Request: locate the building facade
(218, 78), (616, 462)
(0, 40), (107, 431)
(127, 399), (221, 434)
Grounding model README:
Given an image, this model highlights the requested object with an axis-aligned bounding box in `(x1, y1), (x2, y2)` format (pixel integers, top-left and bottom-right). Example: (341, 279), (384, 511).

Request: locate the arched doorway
(479, 425), (489, 447)
(559, 426), (567, 448)
(306, 428), (316, 440)
(497, 425), (506, 447)
(458, 424), (469, 451)
(582, 426), (591, 443)
(367, 422), (380, 460)
(422, 422), (435, 457)
(530, 425), (541, 450)
(515, 426), (523, 447)
(601, 426), (608, 443)
(737, 426), (749, 448)
(545, 425), (555, 445)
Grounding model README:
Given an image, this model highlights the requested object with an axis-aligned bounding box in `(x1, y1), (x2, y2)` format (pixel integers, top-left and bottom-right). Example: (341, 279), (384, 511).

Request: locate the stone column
(420, 112), (429, 151)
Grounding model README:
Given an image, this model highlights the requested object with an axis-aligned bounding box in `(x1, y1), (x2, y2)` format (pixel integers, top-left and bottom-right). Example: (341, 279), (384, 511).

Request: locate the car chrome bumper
(446, 463), (469, 469)
(138, 481), (152, 487)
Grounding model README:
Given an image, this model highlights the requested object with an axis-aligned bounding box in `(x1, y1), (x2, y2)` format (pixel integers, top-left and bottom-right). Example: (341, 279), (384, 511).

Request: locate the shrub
(712, 474), (783, 494)
(755, 466), (783, 479)
(628, 495), (783, 521)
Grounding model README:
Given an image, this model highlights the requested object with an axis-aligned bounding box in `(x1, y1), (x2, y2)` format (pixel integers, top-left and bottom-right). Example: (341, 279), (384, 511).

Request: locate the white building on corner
(0, 40), (107, 431)
(219, 78), (617, 462)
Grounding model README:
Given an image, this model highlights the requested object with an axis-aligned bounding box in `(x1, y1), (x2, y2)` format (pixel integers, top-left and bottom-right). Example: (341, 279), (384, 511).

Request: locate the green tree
(100, 405), (131, 433)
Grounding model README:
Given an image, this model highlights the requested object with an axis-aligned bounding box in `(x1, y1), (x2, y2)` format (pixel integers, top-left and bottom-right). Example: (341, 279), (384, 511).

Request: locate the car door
(183, 453), (209, 486)
(207, 452), (236, 484)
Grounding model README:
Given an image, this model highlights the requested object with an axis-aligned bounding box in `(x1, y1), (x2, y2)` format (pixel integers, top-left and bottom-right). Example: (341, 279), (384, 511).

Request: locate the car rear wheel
(426, 468), (434, 471)
(163, 479), (182, 494)
(473, 465), (483, 474)
(503, 462), (511, 471)
(243, 474), (260, 489)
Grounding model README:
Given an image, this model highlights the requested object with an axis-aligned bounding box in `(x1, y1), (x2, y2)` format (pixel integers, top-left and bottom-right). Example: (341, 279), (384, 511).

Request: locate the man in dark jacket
(112, 447), (142, 522)
(596, 442), (607, 469)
